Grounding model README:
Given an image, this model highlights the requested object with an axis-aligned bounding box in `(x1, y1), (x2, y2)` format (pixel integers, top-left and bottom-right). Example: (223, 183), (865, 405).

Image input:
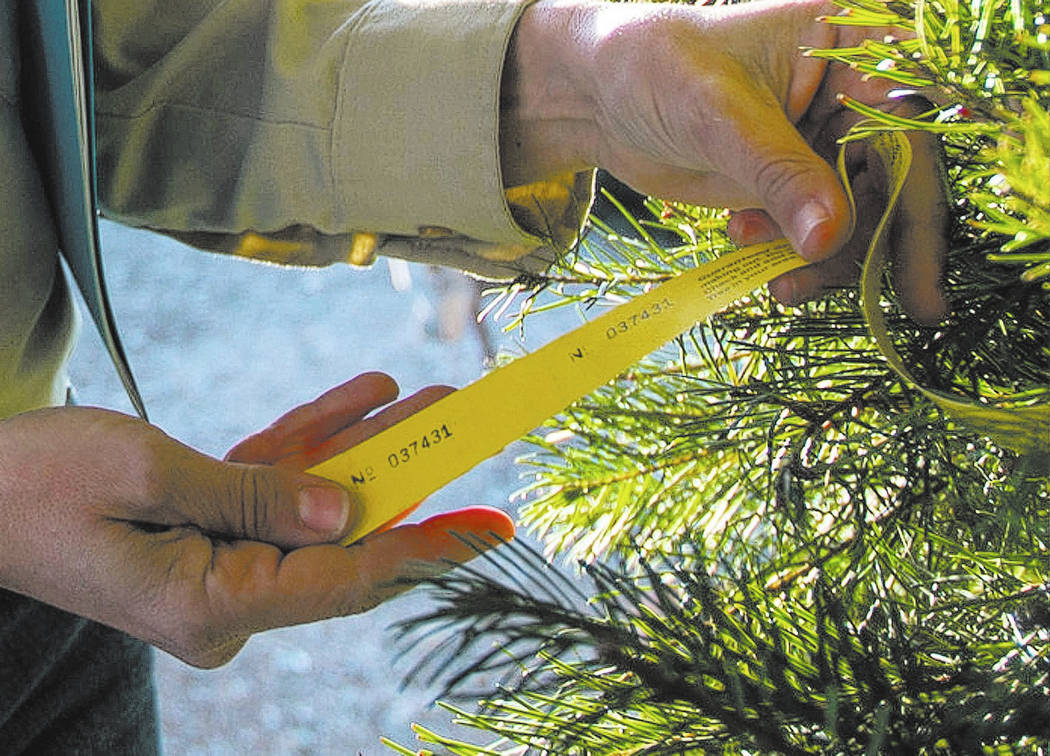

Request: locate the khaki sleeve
(92, 0), (592, 278)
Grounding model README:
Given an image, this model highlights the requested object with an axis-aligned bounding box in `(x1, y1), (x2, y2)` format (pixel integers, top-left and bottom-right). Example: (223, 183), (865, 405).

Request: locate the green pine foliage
(387, 0), (1049, 752)
(386, 539), (1048, 753)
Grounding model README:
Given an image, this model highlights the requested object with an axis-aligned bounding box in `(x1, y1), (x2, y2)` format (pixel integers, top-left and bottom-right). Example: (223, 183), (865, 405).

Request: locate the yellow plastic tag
(852, 132), (1050, 458)
(309, 240), (806, 543)
(310, 131), (1048, 545)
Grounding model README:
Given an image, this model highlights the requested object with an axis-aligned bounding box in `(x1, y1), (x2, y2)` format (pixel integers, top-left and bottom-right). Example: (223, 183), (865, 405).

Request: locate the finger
(163, 385), (455, 550)
(727, 209), (814, 305)
(805, 74), (949, 323)
(890, 129), (950, 325)
(766, 152), (884, 306)
(727, 209), (782, 246)
(202, 506), (515, 635)
(768, 250), (863, 306)
(767, 211), (871, 306)
(707, 81), (852, 262)
(275, 385), (456, 470)
(373, 500), (423, 534)
(139, 440), (357, 549)
(225, 372), (399, 464)
(603, 156), (760, 210)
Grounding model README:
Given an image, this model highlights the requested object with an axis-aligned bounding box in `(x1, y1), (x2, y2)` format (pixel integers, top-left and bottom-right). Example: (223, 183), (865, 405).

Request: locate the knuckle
(129, 431), (175, 500)
(146, 555), (252, 668)
(231, 466), (280, 541)
(752, 154), (815, 198)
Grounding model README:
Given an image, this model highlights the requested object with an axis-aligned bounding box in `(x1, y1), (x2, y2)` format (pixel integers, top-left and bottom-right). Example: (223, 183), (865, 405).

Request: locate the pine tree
(386, 0), (1049, 752)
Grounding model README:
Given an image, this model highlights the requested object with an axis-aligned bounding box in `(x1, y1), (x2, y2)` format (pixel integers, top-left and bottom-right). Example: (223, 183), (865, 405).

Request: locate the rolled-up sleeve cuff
(333, 0), (569, 250)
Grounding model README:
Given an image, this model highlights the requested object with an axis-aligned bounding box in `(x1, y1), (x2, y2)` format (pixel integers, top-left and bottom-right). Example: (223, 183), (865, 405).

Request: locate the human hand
(0, 373), (513, 668)
(501, 0), (948, 323)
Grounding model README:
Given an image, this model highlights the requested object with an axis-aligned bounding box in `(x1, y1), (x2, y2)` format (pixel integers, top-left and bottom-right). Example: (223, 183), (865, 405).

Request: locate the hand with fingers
(0, 373), (512, 668)
(502, 0), (949, 323)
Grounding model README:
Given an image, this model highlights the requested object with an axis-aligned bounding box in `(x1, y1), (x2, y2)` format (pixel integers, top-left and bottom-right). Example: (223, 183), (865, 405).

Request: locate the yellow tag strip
(309, 240), (806, 543)
(854, 132), (1050, 457)
(311, 131), (1048, 545)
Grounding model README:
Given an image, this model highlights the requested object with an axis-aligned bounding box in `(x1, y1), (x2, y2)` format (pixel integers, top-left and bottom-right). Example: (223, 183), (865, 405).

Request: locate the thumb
(181, 459), (355, 549)
(715, 90), (852, 261)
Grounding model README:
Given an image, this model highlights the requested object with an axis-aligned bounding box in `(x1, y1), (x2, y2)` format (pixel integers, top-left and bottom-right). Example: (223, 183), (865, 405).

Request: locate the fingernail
(298, 485), (352, 535)
(797, 201), (833, 261)
(738, 216), (769, 244)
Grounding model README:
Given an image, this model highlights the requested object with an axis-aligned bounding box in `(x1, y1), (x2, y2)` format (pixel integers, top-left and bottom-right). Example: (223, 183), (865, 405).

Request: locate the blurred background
(69, 220), (576, 754)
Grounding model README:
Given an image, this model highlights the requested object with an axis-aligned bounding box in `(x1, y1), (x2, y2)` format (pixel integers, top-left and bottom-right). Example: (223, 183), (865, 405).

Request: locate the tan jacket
(94, 0), (590, 273)
(0, 4), (78, 418)
(1, 0), (591, 418)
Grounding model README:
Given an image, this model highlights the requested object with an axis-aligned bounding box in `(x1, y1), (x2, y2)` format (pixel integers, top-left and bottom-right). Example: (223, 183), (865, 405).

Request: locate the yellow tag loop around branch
(851, 131), (1050, 457)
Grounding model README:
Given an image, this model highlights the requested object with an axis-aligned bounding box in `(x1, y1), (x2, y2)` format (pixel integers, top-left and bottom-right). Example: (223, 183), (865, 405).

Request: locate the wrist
(499, 0), (602, 186)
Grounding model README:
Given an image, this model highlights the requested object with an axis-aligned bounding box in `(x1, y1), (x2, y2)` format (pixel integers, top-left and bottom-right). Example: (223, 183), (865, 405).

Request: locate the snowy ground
(68, 220), (579, 754)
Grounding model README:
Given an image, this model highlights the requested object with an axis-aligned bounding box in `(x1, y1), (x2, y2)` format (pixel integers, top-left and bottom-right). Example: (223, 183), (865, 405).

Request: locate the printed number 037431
(606, 297), (673, 340)
(387, 424), (454, 468)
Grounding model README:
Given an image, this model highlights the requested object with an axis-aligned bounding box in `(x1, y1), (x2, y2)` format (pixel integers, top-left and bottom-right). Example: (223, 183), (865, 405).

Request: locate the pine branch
(392, 0), (1050, 752)
(390, 538), (1050, 754)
